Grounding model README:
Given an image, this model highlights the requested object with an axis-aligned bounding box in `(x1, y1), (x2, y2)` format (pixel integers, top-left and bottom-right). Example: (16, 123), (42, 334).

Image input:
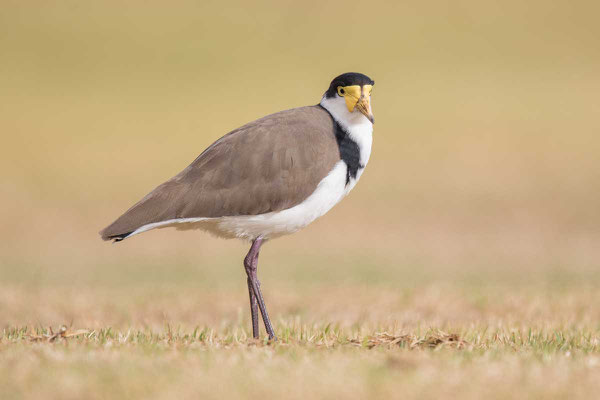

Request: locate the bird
(100, 72), (375, 340)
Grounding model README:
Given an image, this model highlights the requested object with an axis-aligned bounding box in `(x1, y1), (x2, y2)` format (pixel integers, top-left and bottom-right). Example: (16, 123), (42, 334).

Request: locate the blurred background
(0, 1), (599, 329)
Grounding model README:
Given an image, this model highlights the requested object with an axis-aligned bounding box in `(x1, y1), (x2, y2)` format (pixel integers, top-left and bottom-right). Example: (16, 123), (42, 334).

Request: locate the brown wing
(100, 106), (340, 241)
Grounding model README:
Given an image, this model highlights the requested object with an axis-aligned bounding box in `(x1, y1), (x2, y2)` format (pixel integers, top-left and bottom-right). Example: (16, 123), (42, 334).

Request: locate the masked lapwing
(100, 72), (375, 340)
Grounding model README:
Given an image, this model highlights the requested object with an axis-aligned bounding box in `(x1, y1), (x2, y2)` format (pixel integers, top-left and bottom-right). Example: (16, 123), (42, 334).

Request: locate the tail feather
(99, 182), (181, 242)
(101, 230), (134, 242)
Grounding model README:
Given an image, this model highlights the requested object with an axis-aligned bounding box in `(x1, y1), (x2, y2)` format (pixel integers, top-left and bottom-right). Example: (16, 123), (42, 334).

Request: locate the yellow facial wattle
(337, 84), (374, 123)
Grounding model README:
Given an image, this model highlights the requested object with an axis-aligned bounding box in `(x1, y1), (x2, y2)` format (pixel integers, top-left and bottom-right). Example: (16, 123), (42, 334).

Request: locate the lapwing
(100, 72), (375, 340)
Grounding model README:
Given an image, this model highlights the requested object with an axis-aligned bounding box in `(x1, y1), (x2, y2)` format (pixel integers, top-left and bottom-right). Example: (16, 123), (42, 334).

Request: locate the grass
(1, 346), (598, 400)
(1, 316), (599, 399)
(4, 324), (598, 354)
(1, 1), (600, 398)
(1, 281), (599, 399)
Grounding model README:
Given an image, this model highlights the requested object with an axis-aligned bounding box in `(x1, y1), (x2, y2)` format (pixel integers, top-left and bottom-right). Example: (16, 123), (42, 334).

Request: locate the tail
(100, 181), (182, 242)
(100, 230), (135, 242)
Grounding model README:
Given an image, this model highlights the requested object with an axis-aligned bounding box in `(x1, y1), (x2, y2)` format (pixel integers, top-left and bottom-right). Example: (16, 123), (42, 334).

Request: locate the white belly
(126, 161), (364, 241)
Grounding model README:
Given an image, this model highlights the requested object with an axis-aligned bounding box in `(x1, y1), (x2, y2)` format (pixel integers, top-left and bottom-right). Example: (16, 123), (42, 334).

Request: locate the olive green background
(1, 2), (600, 399)
(2, 1), (598, 290)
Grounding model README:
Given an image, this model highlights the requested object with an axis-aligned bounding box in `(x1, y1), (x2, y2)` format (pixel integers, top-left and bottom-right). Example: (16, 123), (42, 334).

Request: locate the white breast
(319, 94), (373, 166)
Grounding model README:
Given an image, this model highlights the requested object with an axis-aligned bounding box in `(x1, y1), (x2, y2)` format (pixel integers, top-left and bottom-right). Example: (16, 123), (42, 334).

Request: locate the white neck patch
(320, 95), (374, 166)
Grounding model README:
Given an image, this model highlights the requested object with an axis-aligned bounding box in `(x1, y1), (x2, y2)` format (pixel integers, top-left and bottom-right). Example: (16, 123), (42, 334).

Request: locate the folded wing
(100, 106), (340, 241)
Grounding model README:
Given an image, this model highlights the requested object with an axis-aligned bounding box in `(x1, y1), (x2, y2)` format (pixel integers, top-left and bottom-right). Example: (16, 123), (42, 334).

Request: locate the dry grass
(3, 322), (597, 353)
(1, 284), (599, 399)
(1, 1), (600, 399)
(1, 317), (599, 400)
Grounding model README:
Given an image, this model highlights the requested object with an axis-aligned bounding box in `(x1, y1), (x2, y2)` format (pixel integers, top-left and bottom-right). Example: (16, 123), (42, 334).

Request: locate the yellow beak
(340, 85), (374, 123)
(355, 96), (374, 124)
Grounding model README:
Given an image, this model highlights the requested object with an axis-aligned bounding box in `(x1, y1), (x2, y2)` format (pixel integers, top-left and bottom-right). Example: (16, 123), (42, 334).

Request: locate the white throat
(320, 95), (374, 166)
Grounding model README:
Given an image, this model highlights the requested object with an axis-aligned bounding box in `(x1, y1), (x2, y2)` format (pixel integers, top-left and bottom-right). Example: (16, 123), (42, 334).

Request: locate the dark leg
(244, 237), (277, 340)
(247, 277), (259, 338)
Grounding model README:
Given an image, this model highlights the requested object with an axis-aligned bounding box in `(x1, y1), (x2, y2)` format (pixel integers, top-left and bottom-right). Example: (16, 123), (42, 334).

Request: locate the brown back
(100, 106), (340, 240)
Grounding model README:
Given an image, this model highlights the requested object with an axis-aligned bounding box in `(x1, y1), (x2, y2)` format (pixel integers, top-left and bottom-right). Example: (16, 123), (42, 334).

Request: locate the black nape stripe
(333, 120), (363, 185)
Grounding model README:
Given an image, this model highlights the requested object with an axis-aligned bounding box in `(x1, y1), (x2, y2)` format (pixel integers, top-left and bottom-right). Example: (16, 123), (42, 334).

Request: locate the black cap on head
(324, 72), (374, 98)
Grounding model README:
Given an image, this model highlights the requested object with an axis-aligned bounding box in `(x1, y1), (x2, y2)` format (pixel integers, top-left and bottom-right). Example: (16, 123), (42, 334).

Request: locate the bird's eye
(337, 86), (345, 96)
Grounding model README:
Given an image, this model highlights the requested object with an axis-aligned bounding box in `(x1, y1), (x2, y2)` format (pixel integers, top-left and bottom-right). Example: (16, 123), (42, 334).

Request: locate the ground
(1, 249), (599, 399)
(1, 2), (600, 399)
